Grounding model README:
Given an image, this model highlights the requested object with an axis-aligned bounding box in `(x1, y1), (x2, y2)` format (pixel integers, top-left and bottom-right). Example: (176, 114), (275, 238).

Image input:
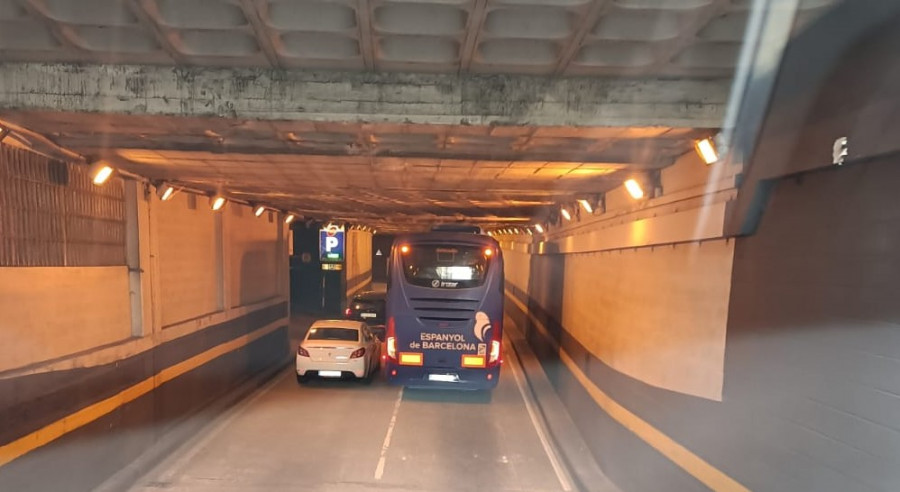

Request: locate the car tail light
(350, 347), (366, 359)
(345, 308), (352, 317)
(297, 346), (310, 357)
(386, 316), (397, 360)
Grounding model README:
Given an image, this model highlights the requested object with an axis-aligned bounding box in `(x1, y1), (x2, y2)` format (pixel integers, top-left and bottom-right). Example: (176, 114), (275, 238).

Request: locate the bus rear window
(402, 245), (489, 288)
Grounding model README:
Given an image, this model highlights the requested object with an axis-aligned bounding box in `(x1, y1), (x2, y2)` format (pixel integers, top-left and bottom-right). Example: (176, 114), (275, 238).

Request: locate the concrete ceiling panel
(698, 13), (748, 42)
(575, 42), (656, 67)
(492, 0), (589, 7)
(157, 0), (248, 29)
(0, 0), (26, 21)
(0, 22), (60, 50)
(673, 42), (741, 68)
(266, 1), (357, 31)
(483, 7), (574, 39)
(592, 11), (682, 41)
(43, 0), (137, 26)
(479, 39), (558, 65)
(280, 32), (360, 59)
(614, 0), (712, 10)
(70, 27), (159, 53)
(177, 30), (260, 56)
(374, 4), (468, 36)
(380, 36), (459, 63)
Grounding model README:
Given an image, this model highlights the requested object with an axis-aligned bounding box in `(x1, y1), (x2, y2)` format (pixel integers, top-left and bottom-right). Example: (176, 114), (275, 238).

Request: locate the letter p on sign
(325, 236), (339, 252)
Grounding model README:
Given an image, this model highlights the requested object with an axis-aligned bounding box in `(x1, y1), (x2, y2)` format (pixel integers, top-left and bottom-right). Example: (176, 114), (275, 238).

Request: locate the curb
(506, 319), (621, 492)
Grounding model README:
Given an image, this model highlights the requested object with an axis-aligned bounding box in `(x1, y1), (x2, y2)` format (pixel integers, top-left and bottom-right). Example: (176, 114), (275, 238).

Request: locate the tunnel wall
(227, 205), (280, 308)
(504, 150), (747, 492)
(508, 146), (900, 489)
(157, 191), (222, 326)
(0, 145), (291, 491)
(0, 146), (133, 372)
(345, 228), (373, 298)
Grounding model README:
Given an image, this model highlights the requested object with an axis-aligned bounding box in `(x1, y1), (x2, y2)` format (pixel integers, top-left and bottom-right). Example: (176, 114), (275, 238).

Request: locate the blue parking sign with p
(319, 224), (345, 263)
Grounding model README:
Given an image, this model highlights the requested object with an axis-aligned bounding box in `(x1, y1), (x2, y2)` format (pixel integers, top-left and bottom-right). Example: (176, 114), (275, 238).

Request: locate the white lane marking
(507, 339), (575, 492)
(374, 386), (404, 480)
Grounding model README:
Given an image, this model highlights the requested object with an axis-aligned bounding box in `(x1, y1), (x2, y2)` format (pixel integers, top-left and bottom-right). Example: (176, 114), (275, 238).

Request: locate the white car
(296, 320), (381, 383)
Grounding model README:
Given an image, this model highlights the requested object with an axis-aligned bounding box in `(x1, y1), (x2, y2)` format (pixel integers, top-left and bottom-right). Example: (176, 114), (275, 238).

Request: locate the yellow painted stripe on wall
(506, 291), (750, 492)
(0, 321), (284, 468)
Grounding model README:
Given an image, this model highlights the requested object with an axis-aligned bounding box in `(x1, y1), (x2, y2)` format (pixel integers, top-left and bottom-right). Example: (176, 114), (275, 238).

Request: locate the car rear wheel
(296, 373), (309, 385)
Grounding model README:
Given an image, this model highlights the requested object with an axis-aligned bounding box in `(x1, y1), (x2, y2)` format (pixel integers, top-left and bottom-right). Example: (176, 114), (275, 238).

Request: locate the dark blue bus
(384, 230), (504, 390)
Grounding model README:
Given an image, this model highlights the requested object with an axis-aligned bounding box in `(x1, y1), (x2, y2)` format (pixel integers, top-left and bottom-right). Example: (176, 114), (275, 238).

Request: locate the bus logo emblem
(474, 312), (492, 342)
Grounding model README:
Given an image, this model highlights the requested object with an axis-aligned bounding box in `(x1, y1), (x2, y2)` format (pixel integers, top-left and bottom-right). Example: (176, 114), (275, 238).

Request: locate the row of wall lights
(89, 159), (300, 225)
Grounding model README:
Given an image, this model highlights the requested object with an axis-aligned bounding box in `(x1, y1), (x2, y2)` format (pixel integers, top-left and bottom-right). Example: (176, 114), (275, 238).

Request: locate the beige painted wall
(561, 240), (734, 400)
(345, 229), (372, 296)
(228, 206), (279, 308)
(0, 266), (131, 372)
(157, 193), (221, 327)
(504, 248), (531, 293)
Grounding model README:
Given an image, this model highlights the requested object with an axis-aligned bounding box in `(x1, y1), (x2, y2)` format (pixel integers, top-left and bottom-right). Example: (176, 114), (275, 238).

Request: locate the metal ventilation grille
(0, 145), (126, 267)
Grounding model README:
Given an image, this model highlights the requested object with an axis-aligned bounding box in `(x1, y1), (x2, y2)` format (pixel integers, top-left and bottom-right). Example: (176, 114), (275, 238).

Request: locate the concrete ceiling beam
(0, 63), (730, 128)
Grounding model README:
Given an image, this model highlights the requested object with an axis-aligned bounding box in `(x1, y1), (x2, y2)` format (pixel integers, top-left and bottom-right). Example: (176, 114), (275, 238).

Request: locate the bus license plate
(428, 374), (459, 383)
(319, 370), (342, 378)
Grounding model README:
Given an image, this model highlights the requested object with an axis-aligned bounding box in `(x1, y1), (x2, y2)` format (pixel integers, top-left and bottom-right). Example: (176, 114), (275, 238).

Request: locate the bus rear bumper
(384, 363), (500, 390)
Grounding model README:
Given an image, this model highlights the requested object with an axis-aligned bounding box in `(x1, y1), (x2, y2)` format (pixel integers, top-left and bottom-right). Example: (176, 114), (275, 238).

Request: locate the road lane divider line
(374, 386), (404, 480)
(506, 334), (575, 492)
(0, 321), (285, 468)
(505, 291), (750, 492)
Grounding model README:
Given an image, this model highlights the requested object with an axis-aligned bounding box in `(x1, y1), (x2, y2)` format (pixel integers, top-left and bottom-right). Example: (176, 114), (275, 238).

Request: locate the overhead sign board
(319, 223), (345, 263)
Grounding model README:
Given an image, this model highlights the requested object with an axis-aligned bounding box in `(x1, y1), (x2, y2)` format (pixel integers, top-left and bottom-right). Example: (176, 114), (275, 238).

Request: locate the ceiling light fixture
(534, 224), (545, 234)
(210, 194), (226, 211)
(254, 205), (266, 217)
(695, 137), (719, 165)
(578, 199), (593, 214)
(624, 179), (644, 200)
(560, 207), (572, 221)
(285, 213), (296, 224)
(156, 183), (176, 201)
(89, 160), (115, 186)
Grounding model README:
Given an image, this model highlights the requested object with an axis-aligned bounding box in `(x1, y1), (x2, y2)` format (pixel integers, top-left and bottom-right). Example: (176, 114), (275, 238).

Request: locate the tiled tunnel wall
(505, 156), (900, 492)
(0, 144), (291, 491)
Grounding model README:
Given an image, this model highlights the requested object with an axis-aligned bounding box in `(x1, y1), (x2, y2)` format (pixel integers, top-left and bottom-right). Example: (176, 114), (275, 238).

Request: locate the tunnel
(1, 1), (900, 491)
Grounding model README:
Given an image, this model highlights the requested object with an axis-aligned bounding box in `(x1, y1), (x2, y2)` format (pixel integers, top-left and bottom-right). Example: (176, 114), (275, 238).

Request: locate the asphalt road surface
(126, 317), (571, 492)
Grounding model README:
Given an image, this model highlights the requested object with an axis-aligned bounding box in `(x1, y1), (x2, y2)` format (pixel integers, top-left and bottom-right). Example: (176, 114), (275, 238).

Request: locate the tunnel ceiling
(4, 110), (712, 231)
(0, 0), (836, 231)
(0, 0), (834, 76)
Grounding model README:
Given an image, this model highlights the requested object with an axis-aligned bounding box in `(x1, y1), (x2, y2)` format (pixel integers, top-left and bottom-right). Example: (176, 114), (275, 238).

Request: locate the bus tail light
(488, 319), (502, 366)
(386, 317), (397, 360)
(350, 347), (366, 359)
(489, 340), (501, 366)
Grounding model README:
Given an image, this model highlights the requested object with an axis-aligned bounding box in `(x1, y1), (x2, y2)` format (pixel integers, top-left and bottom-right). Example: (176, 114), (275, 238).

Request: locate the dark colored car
(345, 290), (386, 340)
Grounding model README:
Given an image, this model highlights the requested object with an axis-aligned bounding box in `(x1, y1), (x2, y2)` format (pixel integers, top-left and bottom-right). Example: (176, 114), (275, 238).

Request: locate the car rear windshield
(402, 244), (490, 289)
(306, 327), (359, 341)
